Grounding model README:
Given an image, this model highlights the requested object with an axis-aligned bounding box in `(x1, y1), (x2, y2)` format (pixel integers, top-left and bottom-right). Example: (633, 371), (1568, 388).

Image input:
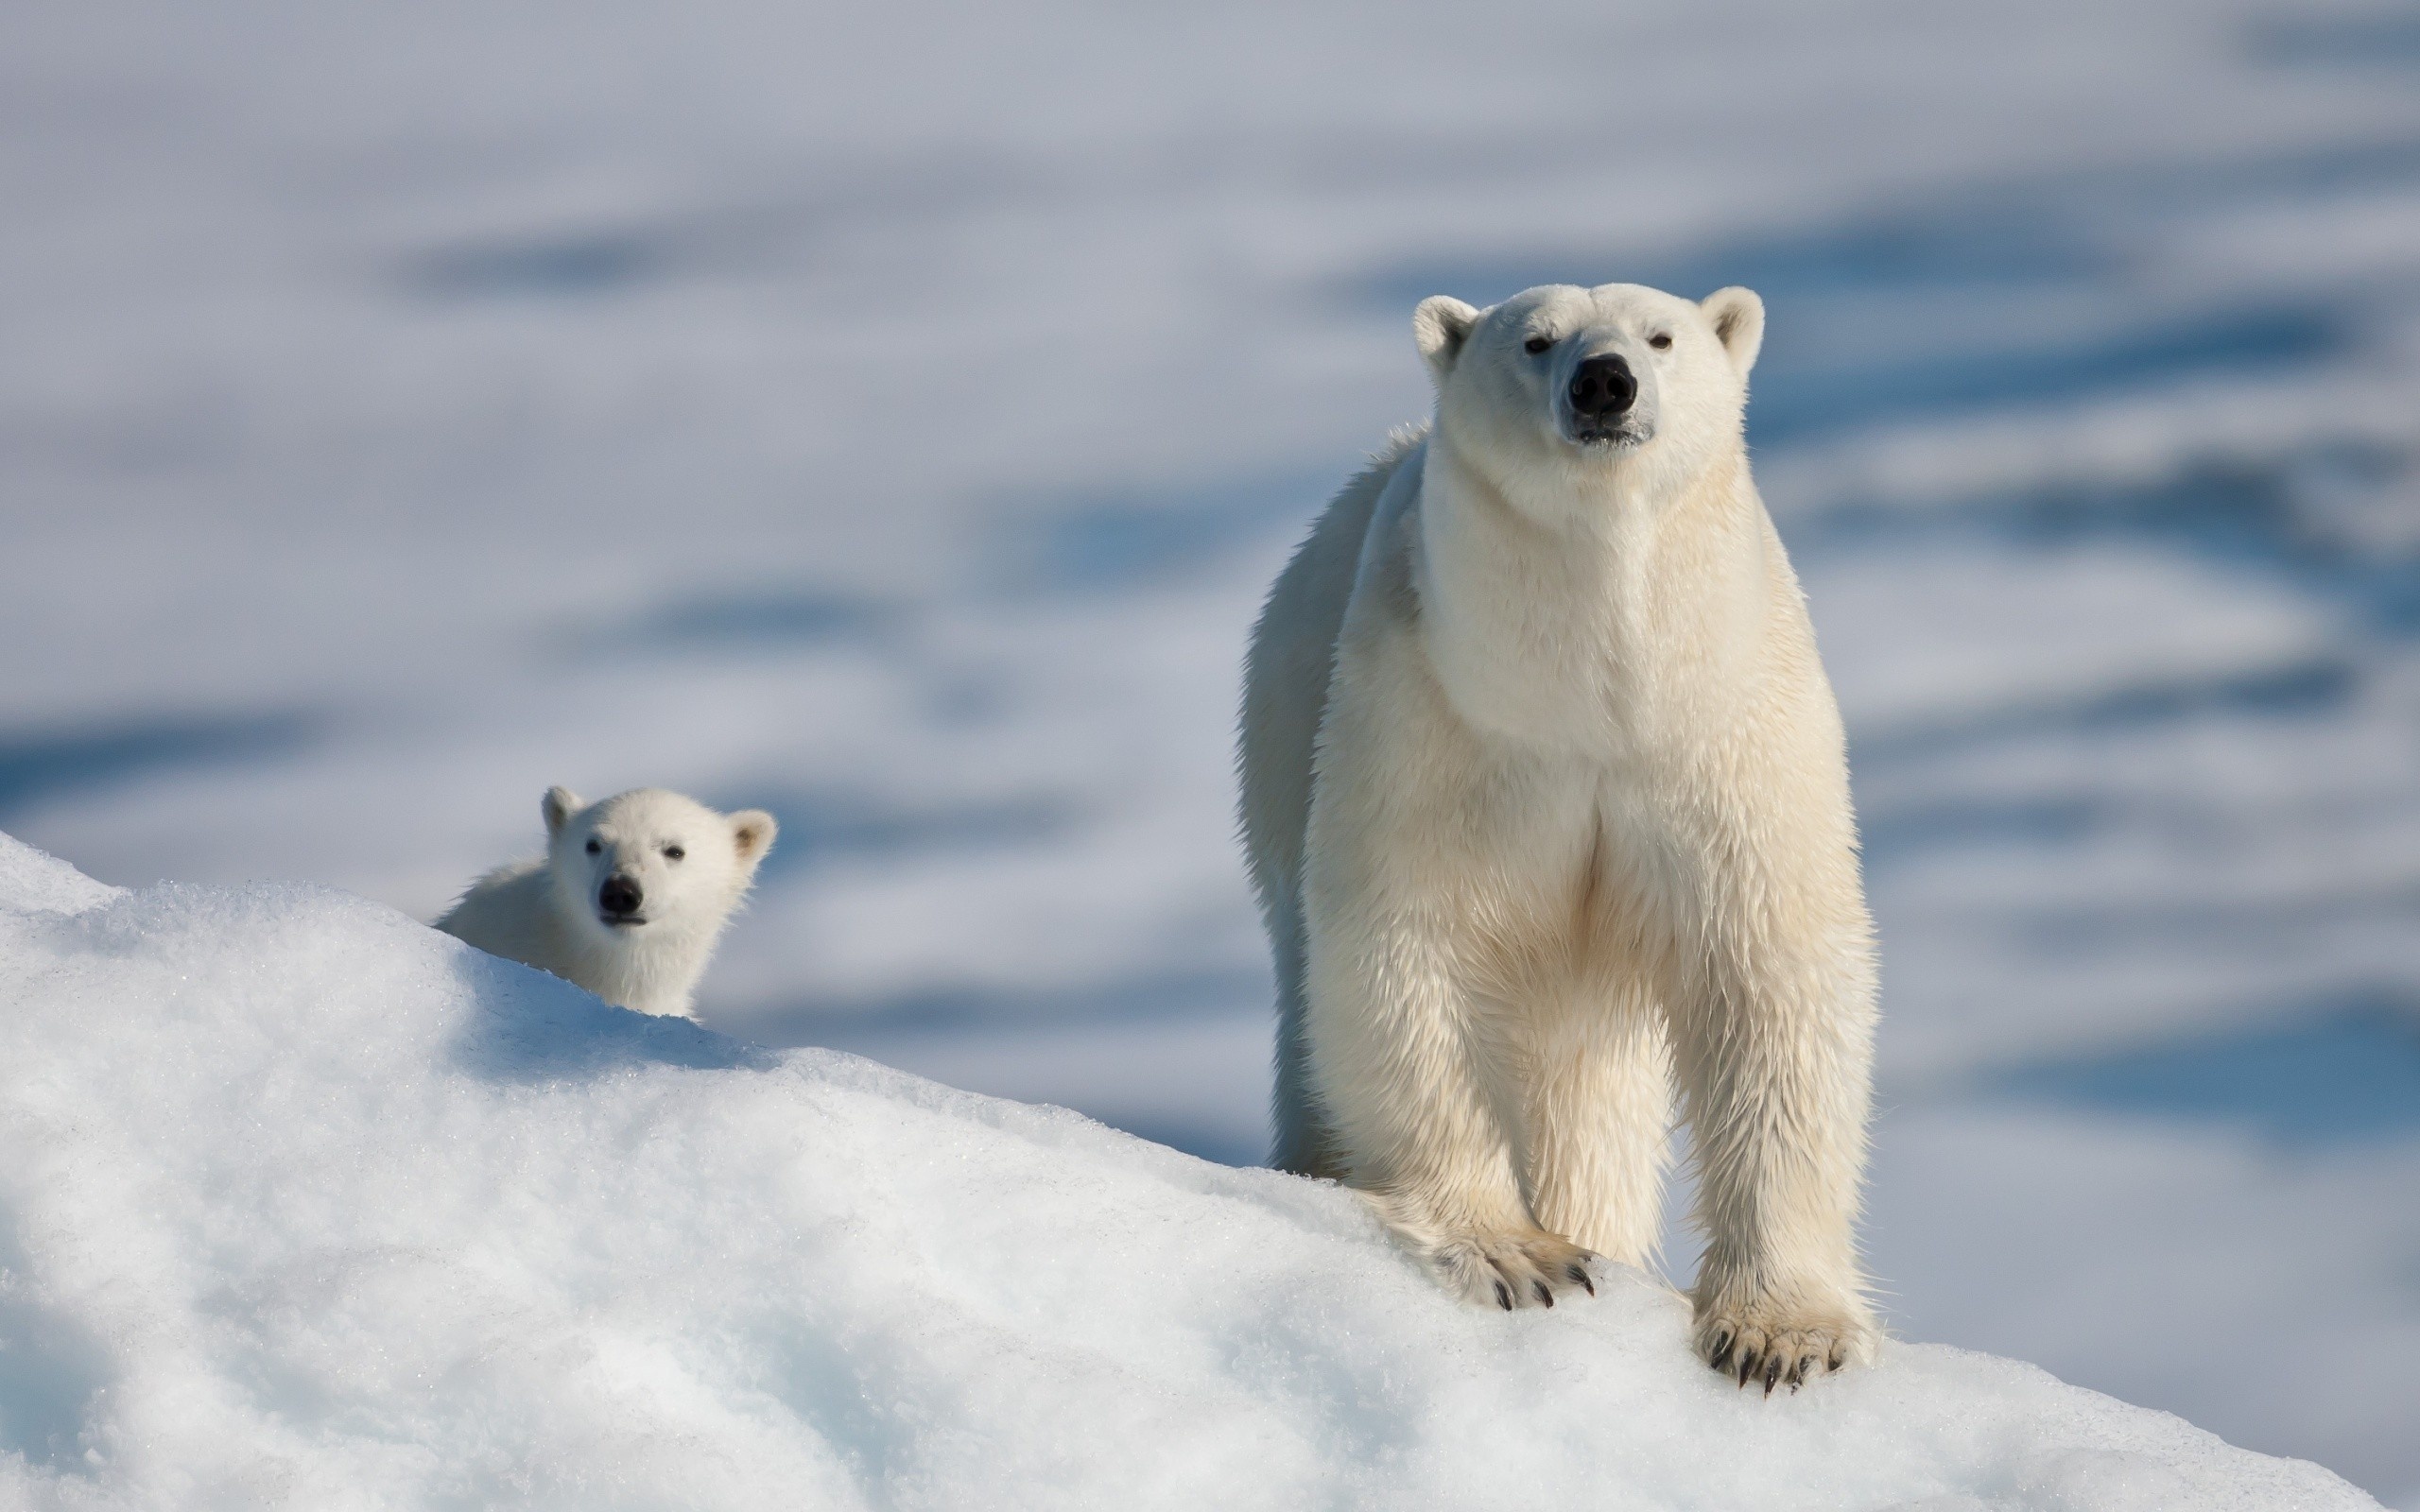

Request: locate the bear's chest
(1443, 762), (1681, 1002)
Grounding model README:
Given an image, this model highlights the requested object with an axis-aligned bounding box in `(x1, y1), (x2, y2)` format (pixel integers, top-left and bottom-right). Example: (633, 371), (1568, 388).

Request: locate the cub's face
(1414, 281), (1765, 505)
(541, 786), (776, 942)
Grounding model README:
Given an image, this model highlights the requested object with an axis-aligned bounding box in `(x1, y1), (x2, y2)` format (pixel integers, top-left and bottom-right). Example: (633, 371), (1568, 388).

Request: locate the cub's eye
(1523, 336), (1553, 355)
(584, 839), (601, 855)
(1649, 333), (1672, 350)
(664, 845), (685, 862)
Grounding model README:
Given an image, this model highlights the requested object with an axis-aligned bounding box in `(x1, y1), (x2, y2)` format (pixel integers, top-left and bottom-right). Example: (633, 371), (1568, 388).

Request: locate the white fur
(436, 786), (777, 1021)
(1240, 282), (1877, 1386)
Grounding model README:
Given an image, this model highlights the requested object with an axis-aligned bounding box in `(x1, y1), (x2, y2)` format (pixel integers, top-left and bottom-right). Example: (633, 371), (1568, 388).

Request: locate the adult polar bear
(1240, 281), (1876, 1389)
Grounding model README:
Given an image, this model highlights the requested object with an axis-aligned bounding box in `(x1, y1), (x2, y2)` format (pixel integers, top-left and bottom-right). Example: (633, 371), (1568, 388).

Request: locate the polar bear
(437, 786), (777, 1021)
(1239, 282), (1877, 1389)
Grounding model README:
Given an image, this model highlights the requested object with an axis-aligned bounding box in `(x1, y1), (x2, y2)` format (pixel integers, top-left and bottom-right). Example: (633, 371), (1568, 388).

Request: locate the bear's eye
(1649, 333), (1672, 350)
(1523, 335), (1553, 355)
(584, 839), (601, 855)
(663, 845), (684, 862)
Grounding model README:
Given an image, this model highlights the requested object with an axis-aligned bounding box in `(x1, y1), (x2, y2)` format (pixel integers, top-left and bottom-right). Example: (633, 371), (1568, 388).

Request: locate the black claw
(1495, 1280), (1513, 1311)
(1706, 1328), (1735, 1372)
(1762, 1354), (1784, 1397)
(1826, 1346), (1847, 1374)
(1533, 1280), (1554, 1308)
(1736, 1349), (1757, 1388)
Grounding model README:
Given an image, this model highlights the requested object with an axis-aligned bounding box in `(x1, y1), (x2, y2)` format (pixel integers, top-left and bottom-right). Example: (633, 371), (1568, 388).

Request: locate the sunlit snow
(0, 835), (2380, 1509)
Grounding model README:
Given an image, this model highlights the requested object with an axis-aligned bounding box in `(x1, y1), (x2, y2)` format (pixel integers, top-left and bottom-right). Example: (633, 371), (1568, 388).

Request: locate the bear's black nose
(1568, 355), (1637, 419)
(598, 875), (644, 920)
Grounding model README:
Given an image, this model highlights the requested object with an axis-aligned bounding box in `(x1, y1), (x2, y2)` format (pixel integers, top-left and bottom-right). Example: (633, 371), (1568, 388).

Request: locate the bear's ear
(1701, 287), (1765, 375)
(1412, 296), (1480, 385)
(730, 810), (778, 870)
(542, 786), (582, 839)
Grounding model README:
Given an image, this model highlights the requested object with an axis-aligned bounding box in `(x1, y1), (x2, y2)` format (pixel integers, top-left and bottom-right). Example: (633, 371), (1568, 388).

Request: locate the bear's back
(1239, 430), (1425, 915)
(434, 859), (573, 976)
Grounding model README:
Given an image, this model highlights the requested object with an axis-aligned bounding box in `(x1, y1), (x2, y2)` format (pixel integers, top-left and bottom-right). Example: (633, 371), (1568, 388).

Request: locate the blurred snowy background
(2, 0), (2415, 1499)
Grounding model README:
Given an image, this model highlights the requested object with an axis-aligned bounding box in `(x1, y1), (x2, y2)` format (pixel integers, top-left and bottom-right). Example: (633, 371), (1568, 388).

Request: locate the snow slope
(0, 835), (2377, 1510)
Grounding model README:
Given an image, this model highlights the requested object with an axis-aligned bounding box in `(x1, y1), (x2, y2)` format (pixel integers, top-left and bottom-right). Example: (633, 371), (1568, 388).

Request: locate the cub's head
(542, 786), (777, 942)
(1413, 281), (1764, 499)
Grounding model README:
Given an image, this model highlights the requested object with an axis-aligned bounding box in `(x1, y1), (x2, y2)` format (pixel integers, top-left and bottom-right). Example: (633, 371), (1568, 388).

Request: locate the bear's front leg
(1302, 907), (1599, 1311)
(1671, 868), (1880, 1390)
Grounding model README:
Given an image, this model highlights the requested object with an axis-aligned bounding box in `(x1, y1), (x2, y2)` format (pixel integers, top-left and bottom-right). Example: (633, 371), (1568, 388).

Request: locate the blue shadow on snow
(1793, 442), (2420, 639)
(739, 786), (1071, 887)
(447, 949), (775, 1083)
(406, 232), (669, 300)
(735, 964), (1268, 1042)
(567, 588), (896, 660)
(0, 712), (318, 819)
(1985, 992), (2420, 1148)
(1012, 467), (1348, 593)
(1348, 135), (2420, 448)
(1849, 657), (2357, 771)
(0, 1210), (110, 1472)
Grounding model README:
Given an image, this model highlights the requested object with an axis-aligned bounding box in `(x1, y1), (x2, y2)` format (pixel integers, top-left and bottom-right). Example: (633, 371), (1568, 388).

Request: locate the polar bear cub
(1240, 282), (1877, 1389)
(437, 786), (777, 1021)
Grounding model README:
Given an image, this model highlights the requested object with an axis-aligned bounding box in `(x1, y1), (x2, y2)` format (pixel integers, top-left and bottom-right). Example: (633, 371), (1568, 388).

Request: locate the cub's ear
(730, 810), (778, 870)
(1412, 296), (1481, 386)
(1700, 286), (1765, 375)
(542, 786), (582, 838)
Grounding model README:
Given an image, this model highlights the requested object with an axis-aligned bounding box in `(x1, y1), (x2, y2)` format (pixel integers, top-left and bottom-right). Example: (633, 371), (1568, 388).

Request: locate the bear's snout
(1567, 354), (1636, 421)
(598, 874), (645, 923)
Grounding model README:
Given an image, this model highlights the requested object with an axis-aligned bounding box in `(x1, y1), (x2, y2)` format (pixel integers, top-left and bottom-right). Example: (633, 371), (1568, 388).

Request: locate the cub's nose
(1568, 354), (1637, 419)
(597, 874), (644, 920)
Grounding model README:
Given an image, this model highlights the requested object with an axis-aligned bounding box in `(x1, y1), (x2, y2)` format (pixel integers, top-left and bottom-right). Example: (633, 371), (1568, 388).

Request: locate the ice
(0, 841), (2378, 1510)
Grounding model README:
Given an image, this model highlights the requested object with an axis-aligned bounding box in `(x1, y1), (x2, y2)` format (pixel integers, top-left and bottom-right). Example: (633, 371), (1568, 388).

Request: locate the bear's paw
(1427, 1228), (1600, 1312)
(1693, 1297), (1876, 1394)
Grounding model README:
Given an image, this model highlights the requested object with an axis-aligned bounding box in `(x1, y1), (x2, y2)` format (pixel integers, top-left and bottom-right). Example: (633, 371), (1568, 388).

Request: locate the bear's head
(1413, 281), (1764, 516)
(541, 786), (777, 944)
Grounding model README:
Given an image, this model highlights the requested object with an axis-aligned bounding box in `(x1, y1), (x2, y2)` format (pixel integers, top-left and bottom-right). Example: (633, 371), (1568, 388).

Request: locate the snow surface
(4, 0), (2420, 1499)
(0, 834), (2379, 1510)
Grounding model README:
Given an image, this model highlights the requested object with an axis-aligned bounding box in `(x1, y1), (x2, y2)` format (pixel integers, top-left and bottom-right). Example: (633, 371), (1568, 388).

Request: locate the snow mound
(0, 837), (2376, 1511)
(0, 833), (122, 918)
